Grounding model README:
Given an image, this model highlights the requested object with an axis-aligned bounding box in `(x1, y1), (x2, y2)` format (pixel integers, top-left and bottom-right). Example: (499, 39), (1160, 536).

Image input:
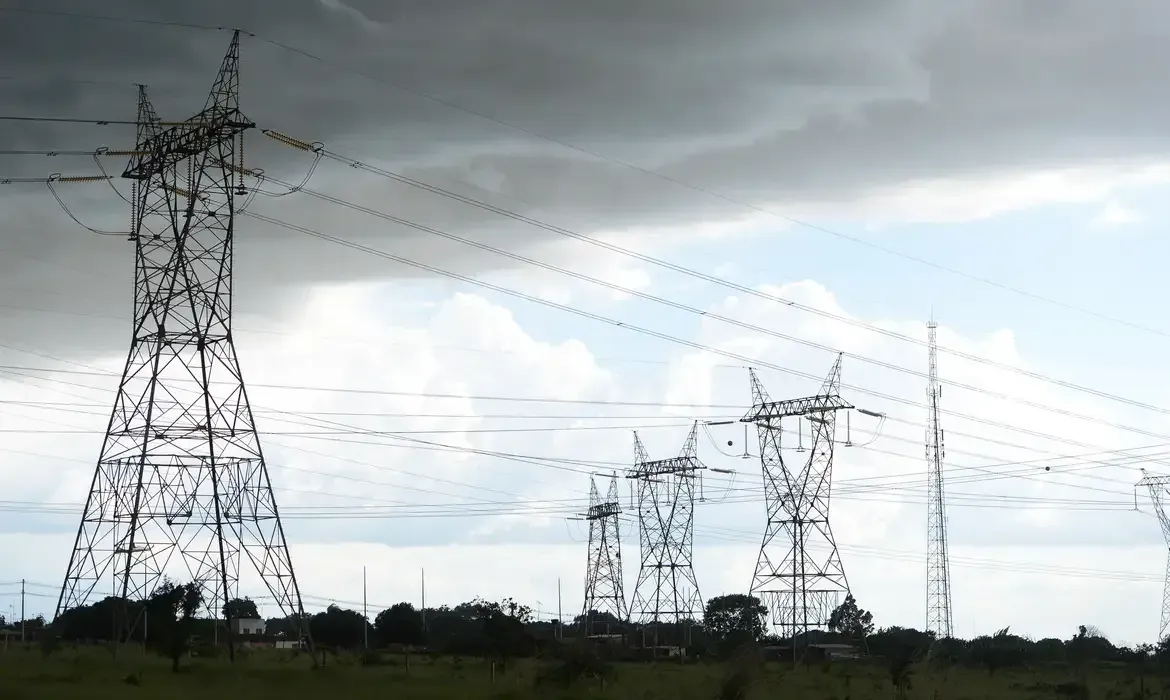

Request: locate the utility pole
(628, 423), (704, 650)
(925, 320), (954, 640)
(52, 32), (314, 662)
(744, 355), (853, 661)
(363, 566), (368, 650)
(20, 579), (24, 643)
(557, 577), (562, 640)
(421, 568), (426, 635)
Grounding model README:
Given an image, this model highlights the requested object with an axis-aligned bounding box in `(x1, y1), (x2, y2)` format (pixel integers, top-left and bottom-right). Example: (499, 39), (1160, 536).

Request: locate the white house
(231, 618), (266, 636)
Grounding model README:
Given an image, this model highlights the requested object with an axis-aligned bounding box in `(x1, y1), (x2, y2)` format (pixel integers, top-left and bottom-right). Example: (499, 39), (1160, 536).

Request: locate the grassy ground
(0, 644), (1158, 699)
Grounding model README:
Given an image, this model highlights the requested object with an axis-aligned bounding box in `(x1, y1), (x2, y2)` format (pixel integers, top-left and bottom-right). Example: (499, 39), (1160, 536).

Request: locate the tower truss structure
(925, 320), (954, 639)
(580, 474), (628, 635)
(627, 423), (704, 638)
(54, 32), (312, 657)
(1139, 472), (1170, 641)
(743, 355), (853, 649)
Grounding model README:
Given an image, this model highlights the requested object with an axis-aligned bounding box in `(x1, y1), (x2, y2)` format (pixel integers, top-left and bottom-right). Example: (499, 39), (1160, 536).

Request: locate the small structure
(231, 618), (266, 636)
(806, 643), (860, 661)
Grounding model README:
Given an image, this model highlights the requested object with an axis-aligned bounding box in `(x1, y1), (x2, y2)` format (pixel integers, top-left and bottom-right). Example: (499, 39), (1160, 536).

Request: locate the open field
(0, 645), (1160, 700)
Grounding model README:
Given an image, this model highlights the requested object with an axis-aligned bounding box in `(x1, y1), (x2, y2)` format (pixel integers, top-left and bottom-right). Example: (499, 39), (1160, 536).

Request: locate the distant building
(231, 618), (266, 636)
(807, 643), (860, 661)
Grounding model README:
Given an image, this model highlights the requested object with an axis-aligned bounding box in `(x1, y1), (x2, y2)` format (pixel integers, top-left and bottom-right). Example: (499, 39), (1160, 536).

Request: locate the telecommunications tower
(925, 320), (954, 639)
(54, 32), (312, 657)
(743, 355), (852, 651)
(580, 474), (628, 636)
(627, 423), (704, 644)
(1138, 471), (1170, 641)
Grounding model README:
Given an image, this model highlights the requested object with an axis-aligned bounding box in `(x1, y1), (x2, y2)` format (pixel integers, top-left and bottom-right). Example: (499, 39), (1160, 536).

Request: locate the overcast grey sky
(4, 0), (1170, 351)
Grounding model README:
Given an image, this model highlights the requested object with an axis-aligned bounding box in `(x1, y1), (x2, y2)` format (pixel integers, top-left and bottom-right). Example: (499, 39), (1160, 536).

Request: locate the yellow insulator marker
(262, 129), (316, 152)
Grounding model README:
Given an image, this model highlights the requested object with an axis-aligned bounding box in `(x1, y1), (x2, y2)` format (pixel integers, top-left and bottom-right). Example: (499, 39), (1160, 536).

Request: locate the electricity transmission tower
(1138, 471), (1170, 642)
(743, 355), (853, 652)
(925, 320), (954, 640)
(628, 423), (704, 645)
(54, 32), (312, 658)
(580, 473), (628, 636)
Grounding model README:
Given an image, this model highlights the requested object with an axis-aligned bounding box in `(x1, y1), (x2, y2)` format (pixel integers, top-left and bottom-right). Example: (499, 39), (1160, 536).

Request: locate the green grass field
(0, 644), (1157, 699)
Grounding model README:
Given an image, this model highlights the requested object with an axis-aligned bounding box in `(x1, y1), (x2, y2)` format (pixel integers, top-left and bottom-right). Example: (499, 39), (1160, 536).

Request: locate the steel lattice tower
(925, 320), (954, 639)
(743, 355), (853, 650)
(627, 423), (704, 641)
(581, 474), (628, 636)
(1138, 471), (1170, 641)
(54, 32), (312, 657)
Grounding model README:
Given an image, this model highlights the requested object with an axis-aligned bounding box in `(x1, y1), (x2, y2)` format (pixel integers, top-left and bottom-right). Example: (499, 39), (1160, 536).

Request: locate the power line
(0, 6), (230, 31)
(0, 354), (1157, 510)
(233, 210), (1170, 469)
(285, 138), (1170, 416)
(258, 172), (1170, 441)
(0, 349), (1163, 492)
(0, 366), (1148, 519)
(240, 49), (1170, 341)
(6, 3), (1164, 341)
(0, 341), (1160, 501)
(10, 127), (1170, 435)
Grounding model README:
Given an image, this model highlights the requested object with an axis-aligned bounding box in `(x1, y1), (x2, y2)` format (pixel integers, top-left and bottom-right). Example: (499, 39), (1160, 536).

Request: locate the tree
(223, 597), (260, 621)
(704, 594), (767, 654)
(470, 597), (535, 666)
(828, 594), (874, 641)
(1067, 624), (1117, 671)
(309, 604), (371, 649)
(969, 627), (1027, 674)
(374, 602), (424, 646)
(264, 612), (310, 640)
(146, 580), (204, 672)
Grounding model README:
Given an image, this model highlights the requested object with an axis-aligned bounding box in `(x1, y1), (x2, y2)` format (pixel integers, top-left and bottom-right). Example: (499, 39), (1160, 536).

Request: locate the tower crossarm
(123, 110), (254, 180)
(742, 394), (853, 423)
(585, 501), (622, 520)
(627, 456), (704, 479)
(1138, 474), (1170, 489)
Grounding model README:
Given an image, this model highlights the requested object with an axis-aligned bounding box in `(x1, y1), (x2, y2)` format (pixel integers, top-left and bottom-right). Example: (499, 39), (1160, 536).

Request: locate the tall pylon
(1138, 471), (1170, 641)
(743, 355), (853, 653)
(580, 473), (628, 636)
(54, 32), (312, 659)
(925, 320), (954, 640)
(627, 423), (704, 645)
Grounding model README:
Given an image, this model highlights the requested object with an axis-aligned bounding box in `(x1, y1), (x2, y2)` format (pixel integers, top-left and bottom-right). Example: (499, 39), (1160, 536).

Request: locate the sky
(2, 0), (1170, 645)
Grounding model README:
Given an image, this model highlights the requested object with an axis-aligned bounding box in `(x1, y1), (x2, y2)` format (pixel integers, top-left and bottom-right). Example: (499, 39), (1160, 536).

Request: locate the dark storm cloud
(2, 0), (1169, 358)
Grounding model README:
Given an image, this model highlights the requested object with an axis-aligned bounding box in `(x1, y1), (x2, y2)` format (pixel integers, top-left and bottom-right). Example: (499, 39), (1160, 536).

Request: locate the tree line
(11, 584), (1170, 672)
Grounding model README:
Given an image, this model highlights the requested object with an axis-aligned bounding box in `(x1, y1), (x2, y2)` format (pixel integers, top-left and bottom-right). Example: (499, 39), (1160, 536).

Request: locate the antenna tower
(925, 320), (954, 639)
(580, 474), (628, 636)
(54, 32), (312, 659)
(1138, 472), (1170, 641)
(743, 355), (853, 654)
(627, 423), (704, 645)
